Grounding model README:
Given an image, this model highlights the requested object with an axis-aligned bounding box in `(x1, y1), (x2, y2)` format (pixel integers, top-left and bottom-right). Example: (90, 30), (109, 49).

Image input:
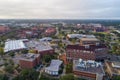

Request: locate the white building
(4, 40), (27, 52)
(67, 34), (95, 39)
(39, 37), (52, 42)
(45, 60), (63, 76)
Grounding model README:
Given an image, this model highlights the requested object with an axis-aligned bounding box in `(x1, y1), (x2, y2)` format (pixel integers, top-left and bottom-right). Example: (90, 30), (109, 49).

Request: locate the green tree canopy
(60, 74), (75, 80)
(113, 76), (120, 80)
(4, 65), (14, 73)
(0, 74), (8, 80)
(66, 63), (73, 73)
(0, 47), (4, 57)
(13, 69), (39, 80)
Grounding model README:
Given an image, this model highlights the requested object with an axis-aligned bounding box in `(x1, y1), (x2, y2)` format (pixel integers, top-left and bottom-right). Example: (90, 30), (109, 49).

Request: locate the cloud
(0, 0), (119, 19)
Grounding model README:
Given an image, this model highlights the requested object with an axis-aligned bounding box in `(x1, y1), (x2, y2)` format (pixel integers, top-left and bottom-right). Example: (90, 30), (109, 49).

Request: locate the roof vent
(96, 43), (100, 46)
(85, 45), (89, 49)
(79, 58), (82, 63)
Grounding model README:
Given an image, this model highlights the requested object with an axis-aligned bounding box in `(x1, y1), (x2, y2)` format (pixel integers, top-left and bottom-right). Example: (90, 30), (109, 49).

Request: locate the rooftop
(4, 40), (27, 52)
(106, 61), (120, 76)
(112, 61), (120, 68)
(39, 37), (52, 41)
(45, 60), (63, 71)
(67, 34), (95, 39)
(0, 26), (10, 32)
(25, 40), (53, 52)
(115, 30), (120, 34)
(66, 44), (107, 51)
(19, 53), (40, 62)
(73, 59), (105, 75)
(80, 38), (99, 41)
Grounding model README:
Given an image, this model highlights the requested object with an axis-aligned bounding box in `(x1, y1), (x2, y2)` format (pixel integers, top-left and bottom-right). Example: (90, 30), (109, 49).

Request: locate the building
(4, 40), (27, 53)
(80, 38), (99, 45)
(93, 27), (108, 32)
(45, 27), (56, 35)
(19, 53), (40, 69)
(66, 44), (107, 63)
(25, 40), (54, 57)
(105, 61), (120, 78)
(18, 30), (38, 38)
(66, 34), (95, 39)
(0, 26), (10, 33)
(40, 37), (52, 42)
(45, 60), (63, 76)
(59, 53), (67, 64)
(4, 39), (54, 57)
(73, 59), (105, 80)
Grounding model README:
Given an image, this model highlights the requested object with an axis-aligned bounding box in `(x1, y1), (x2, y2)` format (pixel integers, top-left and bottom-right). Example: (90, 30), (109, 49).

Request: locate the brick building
(0, 26), (10, 33)
(59, 54), (67, 64)
(66, 44), (107, 63)
(19, 53), (40, 69)
(94, 27), (108, 32)
(25, 40), (54, 57)
(73, 59), (105, 80)
(105, 61), (120, 78)
(18, 30), (38, 38)
(36, 49), (54, 57)
(80, 38), (99, 46)
(45, 27), (56, 35)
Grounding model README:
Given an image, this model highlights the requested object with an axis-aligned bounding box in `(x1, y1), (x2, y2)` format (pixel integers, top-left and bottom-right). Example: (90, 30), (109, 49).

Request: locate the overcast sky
(0, 0), (119, 19)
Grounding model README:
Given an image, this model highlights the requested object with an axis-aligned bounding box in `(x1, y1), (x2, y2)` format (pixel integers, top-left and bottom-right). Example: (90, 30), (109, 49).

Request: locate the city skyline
(0, 0), (120, 19)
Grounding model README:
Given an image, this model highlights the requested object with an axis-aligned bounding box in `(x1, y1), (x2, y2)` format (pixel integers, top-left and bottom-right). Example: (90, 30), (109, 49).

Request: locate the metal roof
(4, 40), (27, 52)
(45, 60), (63, 71)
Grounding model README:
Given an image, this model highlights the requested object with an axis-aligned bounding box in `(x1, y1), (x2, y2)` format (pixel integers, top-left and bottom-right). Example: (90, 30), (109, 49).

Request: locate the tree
(43, 55), (52, 63)
(21, 49), (28, 54)
(13, 69), (39, 80)
(0, 41), (4, 47)
(4, 65), (14, 73)
(0, 74), (9, 80)
(60, 74), (86, 80)
(113, 76), (120, 80)
(0, 47), (4, 57)
(21, 69), (39, 80)
(43, 54), (57, 63)
(9, 52), (15, 57)
(39, 74), (48, 80)
(40, 74), (59, 80)
(111, 45), (120, 55)
(28, 49), (36, 53)
(58, 42), (65, 49)
(66, 63), (73, 73)
(60, 74), (75, 80)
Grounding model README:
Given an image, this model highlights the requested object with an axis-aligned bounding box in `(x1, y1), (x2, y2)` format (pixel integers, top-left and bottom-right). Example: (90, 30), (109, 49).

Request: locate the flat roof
(115, 30), (120, 34)
(112, 61), (120, 67)
(106, 61), (120, 75)
(19, 53), (40, 62)
(67, 34), (95, 39)
(4, 40), (27, 52)
(40, 37), (52, 41)
(45, 60), (63, 71)
(66, 44), (107, 51)
(73, 59), (105, 75)
(25, 40), (53, 52)
(80, 38), (99, 41)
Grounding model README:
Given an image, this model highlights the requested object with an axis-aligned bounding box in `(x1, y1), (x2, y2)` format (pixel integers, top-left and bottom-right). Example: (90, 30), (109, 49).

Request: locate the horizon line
(0, 18), (120, 20)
